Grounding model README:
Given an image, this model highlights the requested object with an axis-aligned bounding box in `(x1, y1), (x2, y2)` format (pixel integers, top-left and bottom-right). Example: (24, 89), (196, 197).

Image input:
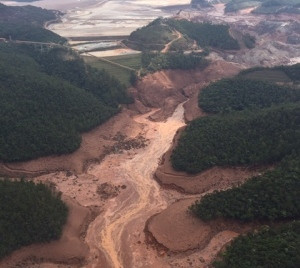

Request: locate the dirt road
(162, 30), (183, 53)
(85, 104), (186, 267)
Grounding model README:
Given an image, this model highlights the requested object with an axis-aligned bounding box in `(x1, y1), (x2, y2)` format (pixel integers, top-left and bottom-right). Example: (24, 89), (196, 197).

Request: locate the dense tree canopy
(0, 44), (132, 162)
(0, 3), (65, 43)
(141, 51), (209, 73)
(213, 221), (300, 268)
(0, 179), (68, 259)
(126, 18), (174, 51)
(167, 19), (240, 50)
(239, 64), (300, 84)
(126, 18), (240, 51)
(190, 155), (300, 221)
(171, 103), (300, 173)
(199, 78), (300, 113)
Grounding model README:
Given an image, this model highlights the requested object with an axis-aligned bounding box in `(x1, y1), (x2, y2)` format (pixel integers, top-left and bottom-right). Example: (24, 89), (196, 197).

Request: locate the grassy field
(105, 54), (142, 70)
(83, 54), (142, 87)
(240, 70), (292, 83)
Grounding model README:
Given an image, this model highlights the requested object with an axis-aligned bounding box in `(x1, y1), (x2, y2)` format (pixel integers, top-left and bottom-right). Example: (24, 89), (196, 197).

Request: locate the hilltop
(0, 3), (65, 43)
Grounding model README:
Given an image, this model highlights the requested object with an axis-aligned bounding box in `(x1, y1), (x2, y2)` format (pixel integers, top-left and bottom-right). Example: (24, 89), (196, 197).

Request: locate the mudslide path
(85, 104), (186, 268)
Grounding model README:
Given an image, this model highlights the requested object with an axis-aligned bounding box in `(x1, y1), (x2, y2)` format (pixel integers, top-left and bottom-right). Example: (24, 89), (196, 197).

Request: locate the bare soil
(0, 110), (143, 177)
(1, 16), (294, 265)
(132, 60), (243, 122)
(146, 198), (254, 252)
(155, 128), (268, 194)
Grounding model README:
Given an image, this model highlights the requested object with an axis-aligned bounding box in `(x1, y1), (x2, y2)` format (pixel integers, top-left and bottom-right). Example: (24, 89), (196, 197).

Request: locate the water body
(1, 0), (191, 37)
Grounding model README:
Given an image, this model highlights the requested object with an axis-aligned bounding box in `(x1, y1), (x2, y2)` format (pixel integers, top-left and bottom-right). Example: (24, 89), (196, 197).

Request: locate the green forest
(167, 19), (240, 50)
(183, 62), (300, 266)
(126, 18), (240, 51)
(171, 103), (300, 173)
(0, 179), (68, 259)
(239, 64), (300, 84)
(0, 44), (132, 162)
(213, 221), (300, 268)
(126, 18), (175, 51)
(190, 155), (300, 221)
(140, 51), (209, 74)
(199, 78), (300, 113)
(0, 3), (65, 43)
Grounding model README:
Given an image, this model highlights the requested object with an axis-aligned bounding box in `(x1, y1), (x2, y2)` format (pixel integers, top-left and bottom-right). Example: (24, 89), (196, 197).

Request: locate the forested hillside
(167, 19), (240, 50)
(213, 221), (300, 268)
(199, 78), (300, 113)
(126, 18), (240, 51)
(0, 3), (65, 43)
(0, 179), (68, 258)
(126, 18), (175, 51)
(239, 64), (300, 84)
(141, 51), (209, 74)
(0, 44), (132, 162)
(190, 155), (300, 221)
(171, 103), (300, 173)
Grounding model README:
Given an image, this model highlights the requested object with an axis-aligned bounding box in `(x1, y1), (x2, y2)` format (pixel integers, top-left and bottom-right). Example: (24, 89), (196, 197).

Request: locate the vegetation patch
(167, 19), (240, 50)
(0, 179), (68, 259)
(199, 78), (300, 113)
(141, 51), (209, 74)
(0, 3), (66, 43)
(104, 54), (142, 70)
(125, 19), (175, 51)
(190, 155), (300, 221)
(125, 18), (240, 52)
(0, 44), (132, 162)
(213, 221), (300, 268)
(171, 103), (300, 173)
(83, 55), (135, 87)
(239, 64), (300, 84)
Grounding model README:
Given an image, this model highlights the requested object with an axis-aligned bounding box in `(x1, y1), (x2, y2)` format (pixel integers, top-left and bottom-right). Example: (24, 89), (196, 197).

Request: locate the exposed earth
(0, 60), (270, 268)
(0, 2), (299, 268)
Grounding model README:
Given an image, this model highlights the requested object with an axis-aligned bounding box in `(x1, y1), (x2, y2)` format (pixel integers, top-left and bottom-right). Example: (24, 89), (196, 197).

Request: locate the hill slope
(0, 44), (132, 162)
(0, 3), (65, 43)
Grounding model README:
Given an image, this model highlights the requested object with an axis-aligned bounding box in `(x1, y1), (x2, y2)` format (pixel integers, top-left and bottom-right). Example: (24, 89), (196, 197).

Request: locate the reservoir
(1, 0), (191, 37)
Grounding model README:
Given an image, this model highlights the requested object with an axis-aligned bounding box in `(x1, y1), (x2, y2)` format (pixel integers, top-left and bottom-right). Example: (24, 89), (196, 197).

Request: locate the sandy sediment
(155, 126), (266, 194)
(0, 110), (143, 177)
(0, 62), (247, 268)
(146, 198), (254, 252)
(0, 60), (241, 178)
(132, 60), (243, 122)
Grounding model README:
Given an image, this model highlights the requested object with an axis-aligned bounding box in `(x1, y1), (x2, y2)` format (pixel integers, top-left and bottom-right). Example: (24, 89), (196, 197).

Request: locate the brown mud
(0, 60), (272, 268)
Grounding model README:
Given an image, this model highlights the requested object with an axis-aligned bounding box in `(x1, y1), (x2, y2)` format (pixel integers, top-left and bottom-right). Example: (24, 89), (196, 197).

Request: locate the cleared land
(241, 69), (292, 83)
(83, 54), (142, 86)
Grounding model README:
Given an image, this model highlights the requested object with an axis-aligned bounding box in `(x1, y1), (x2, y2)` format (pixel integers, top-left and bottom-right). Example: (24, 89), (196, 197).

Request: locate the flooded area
(1, 0), (191, 37)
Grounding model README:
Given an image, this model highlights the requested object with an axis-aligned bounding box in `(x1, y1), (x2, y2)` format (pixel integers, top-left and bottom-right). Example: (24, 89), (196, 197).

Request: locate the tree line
(171, 103), (300, 173)
(0, 3), (66, 43)
(213, 221), (300, 268)
(199, 78), (300, 113)
(190, 155), (300, 221)
(0, 44), (132, 162)
(0, 179), (68, 259)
